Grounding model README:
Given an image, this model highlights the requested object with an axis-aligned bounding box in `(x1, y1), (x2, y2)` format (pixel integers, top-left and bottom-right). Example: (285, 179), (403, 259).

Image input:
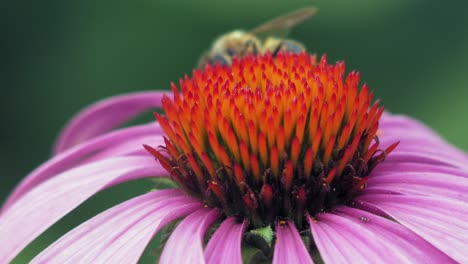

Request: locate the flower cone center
(145, 52), (398, 229)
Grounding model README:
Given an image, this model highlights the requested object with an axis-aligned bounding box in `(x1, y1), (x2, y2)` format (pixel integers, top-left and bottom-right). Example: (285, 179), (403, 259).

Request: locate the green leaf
(249, 225), (274, 247)
(149, 177), (179, 190)
(241, 244), (270, 264)
(242, 225), (274, 260)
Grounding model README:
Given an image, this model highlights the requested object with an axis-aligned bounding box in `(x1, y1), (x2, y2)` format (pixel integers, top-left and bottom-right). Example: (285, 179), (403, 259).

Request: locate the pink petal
(378, 126), (444, 144)
(384, 142), (468, 166)
(2, 123), (164, 211)
(357, 193), (468, 263)
(159, 208), (220, 264)
(385, 136), (467, 159)
(379, 113), (442, 140)
(384, 151), (468, 170)
(366, 172), (468, 202)
(379, 131), (448, 148)
(309, 207), (454, 263)
(32, 189), (203, 263)
(54, 91), (170, 154)
(84, 134), (165, 163)
(273, 221), (313, 264)
(379, 113), (468, 166)
(204, 217), (246, 264)
(0, 156), (164, 263)
(372, 162), (468, 178)
(379, 129), (446, 147)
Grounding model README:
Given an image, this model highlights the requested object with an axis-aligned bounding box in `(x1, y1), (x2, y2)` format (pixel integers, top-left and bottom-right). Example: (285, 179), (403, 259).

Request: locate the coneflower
(1, 52), (467, 263)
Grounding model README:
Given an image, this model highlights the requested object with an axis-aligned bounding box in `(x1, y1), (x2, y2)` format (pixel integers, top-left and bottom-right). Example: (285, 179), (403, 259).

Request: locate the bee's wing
(249, 7), (317, 38)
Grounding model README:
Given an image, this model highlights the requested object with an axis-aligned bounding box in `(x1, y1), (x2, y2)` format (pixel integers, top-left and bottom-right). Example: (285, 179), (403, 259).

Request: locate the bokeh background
(2, 0), (468, 262)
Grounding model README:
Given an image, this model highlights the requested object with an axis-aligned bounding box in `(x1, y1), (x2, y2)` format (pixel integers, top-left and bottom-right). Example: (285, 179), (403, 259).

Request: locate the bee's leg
(244, 40), (259, 55)
(272, 41), (304, 57)
(226, 48), (237, 56)
(252, 42), (259, 54)
(211, 54), (231, 66)
(272, 41), (285, 57)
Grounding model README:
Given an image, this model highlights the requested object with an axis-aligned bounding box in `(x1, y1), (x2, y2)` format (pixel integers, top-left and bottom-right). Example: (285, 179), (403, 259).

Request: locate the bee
(197, 7), (317, 68)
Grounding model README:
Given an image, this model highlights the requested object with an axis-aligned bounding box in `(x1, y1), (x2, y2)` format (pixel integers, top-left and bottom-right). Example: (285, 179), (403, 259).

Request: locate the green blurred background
(2, 0), (468, 262)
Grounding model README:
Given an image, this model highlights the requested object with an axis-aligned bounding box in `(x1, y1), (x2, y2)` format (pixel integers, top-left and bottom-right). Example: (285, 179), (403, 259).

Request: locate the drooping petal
(379, 113), (442, 141)
(0, 156), (164, 264)
(204, 217), (246, 264)
(383, 151), (468, 170)
(54, 91), (169, 154)
(84, 134), (165, 163)
(309, 207), (454, 263)
(273, 221), (313, 264)
(32, 189), (203, 263)
(385, 140), (468, 165)
(366, 172), (468, 202)
(357, 193), (468, 263)
(378, 126), (444, 145)
(2, 123), (164, 211)
(385, 137), (467, 161)
(379, 113), (468, 167)
(372, 162), (468, 178)
(159, 208), (220, 264)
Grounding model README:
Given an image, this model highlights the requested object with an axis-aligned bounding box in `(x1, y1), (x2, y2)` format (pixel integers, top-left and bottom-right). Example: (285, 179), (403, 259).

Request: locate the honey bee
(197, 7), (317, 68)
